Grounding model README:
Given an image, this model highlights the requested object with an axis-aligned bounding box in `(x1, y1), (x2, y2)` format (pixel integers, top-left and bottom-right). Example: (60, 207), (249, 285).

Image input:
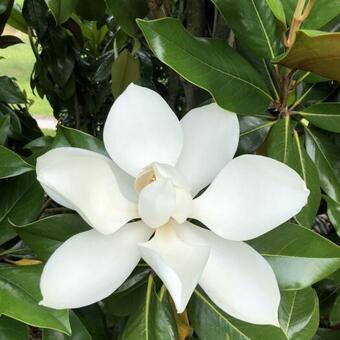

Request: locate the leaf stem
(285, 0), (316, 48)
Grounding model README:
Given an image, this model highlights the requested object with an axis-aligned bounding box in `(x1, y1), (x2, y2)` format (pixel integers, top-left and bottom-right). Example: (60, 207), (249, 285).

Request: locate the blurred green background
(1, 0), (52, 118)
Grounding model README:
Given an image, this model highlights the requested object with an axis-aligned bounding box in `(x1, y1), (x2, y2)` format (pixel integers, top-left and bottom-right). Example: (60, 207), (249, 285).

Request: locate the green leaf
(0, 0), (13, 34)
(248, 223), (340, 289)
(138, 18), (272, 115)
(43, 311), (92, 340)
(22, 0), (49, 38)
(211, 0), (282, 59)
(325, 196), (340, 237)
(105, 0), (148, 37)
(275, 30), (340, 81)
(0, 76), (26, 104)
(104, 267), (151, 317)
(13, 214), (90, 261)
(120, 275), (179, 340)
(0, 145), (33, 179)
(45, 0), (78, 25)
(300, 103), (340, 133)
(237, 116), (274, 154)
(75, 305), (108, 340)
(265, 0), (286, 28)
(188, 289), (286, 340)
(8, 3), (28, 33)
(279, 288), (319, 339)
(0, 34), (23, 48)
(111, 49), (140, 99)
(267, 117), (321, 226)
(52, 126), (107, 155)
(0, 264), (71, 334)
(330, 294), (340, 326)
(0, 316), (29, 339)
(267, 116), (293, 163)
(0, 173), (44, 244)
(305, 127), (340, 203)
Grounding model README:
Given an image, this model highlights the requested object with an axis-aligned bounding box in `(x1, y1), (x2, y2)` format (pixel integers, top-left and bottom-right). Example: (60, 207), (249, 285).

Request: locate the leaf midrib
(0, 269), (66, 329)
(250, 0), (275, 58)
(143, 23), (272, 100)
(194, 290), (253, 340)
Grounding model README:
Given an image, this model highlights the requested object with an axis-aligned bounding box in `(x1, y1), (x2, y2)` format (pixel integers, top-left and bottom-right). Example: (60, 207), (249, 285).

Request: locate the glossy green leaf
(267, 116), (293, 163)
(267, 117), (321, 226)
(0, 76), (26, 104)
(211, 0), (281, 59)
(237, 116), (274, 154)
(0, 173), (44, 244)
(0, 316), (29, 339)
(305, 127), (340, 203)
(45, 0), (78, 25)
(75, 305), (108, 340)
(111, 49), (140, 99)
(300, 103), (340, 133)
(325, 196), (340, 236)
(120, 275), (179, 340)
(0, 0), (13, 34)
(104, 267), (151, 317)
(13, 214), (90, 261)
(0, 145), (33, 179)
(279, 288), (319, 339)
(43, 311), (92, 340)
(266, 0), (286, 28)
(0, 34), (23, 48)
(275, 30), (340, 81)
(188, 289), (286, 340)
(105, 0), (148, 37)
(0, 264), (71, 334)
(138, 18), (272, 115)
(22, 0), (49, 38)
(52, 126), (107, 155)
(248, 223), (340, 289)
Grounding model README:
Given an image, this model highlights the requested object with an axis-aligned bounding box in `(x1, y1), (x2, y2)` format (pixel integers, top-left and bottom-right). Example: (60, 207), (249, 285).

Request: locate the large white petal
(192, 155), (309, 241)
(175, 222), (280, 326)
(36, 147), (138, 234)
(139, 223), (209, 313)
(103, 84), (183, 177)
(176, 103), (239, 196)
(138, 178), (176, 228)
(40, 221), (153, 309)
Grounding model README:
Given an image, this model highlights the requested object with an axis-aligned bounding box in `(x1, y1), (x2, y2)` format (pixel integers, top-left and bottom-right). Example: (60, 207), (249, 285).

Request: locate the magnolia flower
(36, 84), (309, 326)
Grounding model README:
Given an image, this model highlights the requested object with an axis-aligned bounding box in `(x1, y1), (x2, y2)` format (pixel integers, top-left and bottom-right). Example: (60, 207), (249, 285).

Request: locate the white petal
(139, 223), (209, 313)
(138, 178), (176, 228)
(192, 155), (309, 241)
(36, 147), (138, 234)
(175, 222), (280, 326)
(176, 103), (239, 196)
(103, 84), (183, 177)
(40, 221), (153, 309)
(172, 188), (193, 224)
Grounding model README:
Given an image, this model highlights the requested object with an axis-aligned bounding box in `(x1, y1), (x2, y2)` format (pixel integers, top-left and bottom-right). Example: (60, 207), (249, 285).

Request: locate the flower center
(135, 163), (193, 229)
